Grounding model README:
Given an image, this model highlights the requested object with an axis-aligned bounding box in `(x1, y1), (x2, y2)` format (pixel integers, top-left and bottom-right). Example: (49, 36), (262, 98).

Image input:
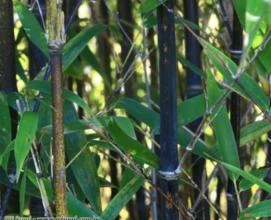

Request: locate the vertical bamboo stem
(227, 8), (243, 220)
(46, 0), (67, 216)
(183, 0), (210, 219)
(157, 1), (179, 219)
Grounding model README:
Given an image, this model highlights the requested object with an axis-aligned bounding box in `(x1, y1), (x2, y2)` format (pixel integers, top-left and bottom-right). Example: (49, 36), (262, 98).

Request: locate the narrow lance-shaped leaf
(14, 111), (39, 180)
(201, 39), (269, 112)
(64, 102), (102, 213)
(15, 2), (48, 58)
(207, 72), (240, 179)
(108, 119), (159, 168)
(240, 200), (271, 219)
(221, 162), (271, 193)
(63, 24), (107, 71)
(240, 119), (271, 146)
(26, 80), (91, 115)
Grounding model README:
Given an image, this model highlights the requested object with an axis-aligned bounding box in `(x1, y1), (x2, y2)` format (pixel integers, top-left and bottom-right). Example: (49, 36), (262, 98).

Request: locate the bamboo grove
(1, 0), (271, 219)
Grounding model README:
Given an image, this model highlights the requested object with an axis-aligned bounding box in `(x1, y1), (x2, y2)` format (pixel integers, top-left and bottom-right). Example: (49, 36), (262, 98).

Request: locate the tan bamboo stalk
(46, 0), (67, 216)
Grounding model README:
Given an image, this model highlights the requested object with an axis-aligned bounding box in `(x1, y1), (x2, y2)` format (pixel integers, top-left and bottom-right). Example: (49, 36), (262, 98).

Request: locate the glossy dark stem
(227, 8), (242, 220)
(157, 1), (179, 219)
(183, 0), (210, 218)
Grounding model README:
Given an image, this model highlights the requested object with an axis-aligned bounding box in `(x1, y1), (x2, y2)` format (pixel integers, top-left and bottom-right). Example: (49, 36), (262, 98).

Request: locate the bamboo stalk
(183, 0), (210, 219)
(157, 1), (179, 219)
(46, 0), (67, 216)
(227, 8), (243, 220)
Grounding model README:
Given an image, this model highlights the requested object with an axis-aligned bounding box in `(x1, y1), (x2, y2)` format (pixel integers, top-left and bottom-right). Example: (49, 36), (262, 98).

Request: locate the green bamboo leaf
(67, 192), (100, 218)
(239, 168), (269, 191)
(116, 97), (219, 160)
(232, 0), (246, 27)
(240, 200), (271, 219)
(14, 112), (39, 180)
(0, 141), (14, 172)
(117, 96), (207, 129)
(0, 93), (11, 155)
(207, 73), (240, 179)
(178, 94), (206, 126)
(25, 168), (99, 217)
(244, 0), (267, 54)
(178, 54), (205, 77)
(240, 119), (271, 146)
(64, 102), (102, 213)
(221, 162), (271, 193)
(26, 80), (91, 114)
(15, 2), (48, 58)
(114, 117), (137, 139)
(258, 41), (271, 75)
(178, 127), (220, 160)
(120, 168), (136, 188)
(63, 24), (107, 71)
(115, 98), (159, 129)
(108, 118), (159, 168)
(202, 39), (269, 112)
(101, 175), (144, 220)
(19, 172), (27, 216)
(140, 0), (166, 14)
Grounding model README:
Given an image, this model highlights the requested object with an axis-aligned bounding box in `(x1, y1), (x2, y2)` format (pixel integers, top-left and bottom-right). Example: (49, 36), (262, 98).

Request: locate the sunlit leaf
(207, 72), (240, 179)
(15, 2), (48, 58)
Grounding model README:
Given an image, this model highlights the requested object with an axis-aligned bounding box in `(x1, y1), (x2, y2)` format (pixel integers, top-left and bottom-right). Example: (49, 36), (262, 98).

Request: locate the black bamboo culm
(227, 8), (243, 220)
(0, 0), (19, 217)
(157, 1), (179, 219)
(118, 0), (149, 219)
(183, 0), (210, 219)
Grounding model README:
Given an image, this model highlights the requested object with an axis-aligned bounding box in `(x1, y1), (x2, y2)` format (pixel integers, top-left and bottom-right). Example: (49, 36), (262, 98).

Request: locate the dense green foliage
(1, 0), (271, 219)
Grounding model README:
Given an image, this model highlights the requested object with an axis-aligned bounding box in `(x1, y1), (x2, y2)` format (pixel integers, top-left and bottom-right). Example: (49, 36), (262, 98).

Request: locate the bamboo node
(48, 41), (64, 54)
(158, 164), (181, 181)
